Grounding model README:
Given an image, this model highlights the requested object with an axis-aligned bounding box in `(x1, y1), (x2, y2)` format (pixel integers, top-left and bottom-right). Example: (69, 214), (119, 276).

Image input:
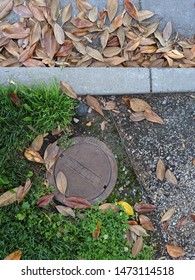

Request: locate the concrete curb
(0, 67), (194, 95)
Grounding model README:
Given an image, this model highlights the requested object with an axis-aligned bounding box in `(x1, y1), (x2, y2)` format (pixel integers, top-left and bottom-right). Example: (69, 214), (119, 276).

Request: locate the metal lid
(51, 137), (118, 204)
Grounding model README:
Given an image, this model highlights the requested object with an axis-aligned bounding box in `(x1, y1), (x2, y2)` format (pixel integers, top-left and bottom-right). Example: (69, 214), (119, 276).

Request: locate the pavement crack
(149, 68), (153, 94)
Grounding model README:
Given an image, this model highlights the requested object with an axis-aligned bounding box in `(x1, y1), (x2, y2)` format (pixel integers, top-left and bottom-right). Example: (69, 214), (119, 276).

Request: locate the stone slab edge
(0, 67), (194, 95)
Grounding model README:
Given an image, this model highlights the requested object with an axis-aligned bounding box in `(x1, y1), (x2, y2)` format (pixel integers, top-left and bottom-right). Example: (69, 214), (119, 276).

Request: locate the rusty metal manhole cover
(48, 137), (118, 204)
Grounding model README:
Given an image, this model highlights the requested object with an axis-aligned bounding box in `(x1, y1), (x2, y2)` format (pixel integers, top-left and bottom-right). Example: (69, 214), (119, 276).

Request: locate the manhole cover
(48, 137), (118, 204)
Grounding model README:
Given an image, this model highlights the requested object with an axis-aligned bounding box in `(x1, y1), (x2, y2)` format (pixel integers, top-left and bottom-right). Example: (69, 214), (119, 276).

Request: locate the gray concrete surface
(112, 93), (195, 259)
(1, 68), (195, 94)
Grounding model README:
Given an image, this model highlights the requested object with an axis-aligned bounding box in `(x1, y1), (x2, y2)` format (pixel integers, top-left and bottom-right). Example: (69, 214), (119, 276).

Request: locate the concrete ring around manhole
(46, 137), (118, 205)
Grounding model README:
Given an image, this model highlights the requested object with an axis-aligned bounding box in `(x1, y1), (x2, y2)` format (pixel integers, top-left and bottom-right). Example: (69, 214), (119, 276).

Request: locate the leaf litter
(0, 0), (194, 67)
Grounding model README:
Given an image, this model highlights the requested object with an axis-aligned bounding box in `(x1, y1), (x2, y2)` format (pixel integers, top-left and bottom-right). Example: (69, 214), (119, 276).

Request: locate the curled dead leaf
(36, 193), (55, 207)
(64, 196), (91, 209)
(86, 95), (104, 116)
(60, 81), (77, 99)
(92, 221), (101, 238)
(139, 215), (155, 231)
(4, 250), (22, 260)
(55, 205), (75, 218)
(166, 244), (186, 258)
(144, 109), (165, 125)
(130, 111), (145, 122)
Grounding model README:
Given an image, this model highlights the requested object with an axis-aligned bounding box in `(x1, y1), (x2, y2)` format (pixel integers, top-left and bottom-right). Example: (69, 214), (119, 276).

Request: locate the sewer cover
(49, 137), (118, 204)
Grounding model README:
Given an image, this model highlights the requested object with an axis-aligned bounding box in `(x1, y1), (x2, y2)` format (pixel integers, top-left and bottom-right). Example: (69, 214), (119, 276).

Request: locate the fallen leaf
(18, 44), (36, 63)
(56, 171), (67, 195)
(124, 0), (139, 21)
(86, 95), (104, 116)
(0, 187), (19, 207)
(0, 0), (14, 21)
(36, 193), (55, 207)
(129, 225), (149, 236)
(110, 13), (123, 31)
(138, 10), (154, 22)
(117, 26), (125, 47)
(92, 221), (101, 238)
(28, 2), (45, 21)
(190, 214), (195, 222)
(118, 201), (134, 216)
(143, 22), (159, 38)
(100, 29), (109, 49)
(140, 45), (157, 54)
(55, 205), (75, 218)
(163, 21), (172, 42)
(44, 142), (59, 171)
(125, 38), (141, 51)
(107, 0), (118, 22)
(4, 250), (22, 260)
(24, 148), (45, 164)
(50, 0), (60, 21)
(30, 21), (41, 46)
(44, 29), (59, 59)
(99, 203), (119, 213)
(103, 101), (116, 110)
(2, 25), (30, 39)
(103, 47), (121, 58)
(16, 178), (32, 203)
(100, 121), (107, 131)
(71, 17), (93, 28)
(161, 208), (175, 222)
(54, 23), (65, 45)
(104, 56), (126, 66)
(125, 98), (151, 112)
(31, 134), (43, 151)
(62, 3), (72, 24)
(154, 31), (166, 47)
(134, 203), (156, 213)
(9, 92), (21, 107)
(60, 81), (77, 99)
(166, 244), (186, 258)
(176, 216), (188, 229)
(156, 159), (166, 181)
(139, 215), (155, 231)
(144, 109), (165, 125)
(76, 0), (92, 12)
(165, 169), (178, 186)
(13, 4), (32, 18)
(132, 236), (143, 257)
(166, 50), (184, 59)
(64, 196), (91, 209)
(127, 220), (138, 225)
(23, 59), (45, 67)
(88, 6), (98, 23)
(86, 46), (104, 62)
(130, 111), (145, 122)
(56, 40), (73, 57)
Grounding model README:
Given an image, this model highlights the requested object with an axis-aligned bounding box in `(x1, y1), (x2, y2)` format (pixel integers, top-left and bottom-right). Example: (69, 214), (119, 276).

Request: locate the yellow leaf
(24, 148), (45, 164)
(118, 200), (134, 216)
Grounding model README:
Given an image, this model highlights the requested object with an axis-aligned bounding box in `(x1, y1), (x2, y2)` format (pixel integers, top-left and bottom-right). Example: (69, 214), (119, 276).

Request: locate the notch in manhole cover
(47, 137), (118, 204)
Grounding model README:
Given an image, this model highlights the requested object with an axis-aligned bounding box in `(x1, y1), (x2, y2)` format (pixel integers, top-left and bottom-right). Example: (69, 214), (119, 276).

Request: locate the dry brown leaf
(2, 24), (30, 39)
(92, 221), (101, 239)
(30, 21), (41, 46)
(130, 111), (145, 122)
(176, 216), (187, 229)
(124, 0), (139, 21)
(64, 31), (80, 42)
(103, 101), (116, 110)
(166, 50), (184, 59)
(54, 23), (65, 45)
(104, 56), (126, 66)
(18, 44), (36, 63)
(44, 29), (59, 59)
(9, 92), (21, 106)
(51, 0), (60, 21)
(165, 169), (178, 186)
(100, 120), (107, 131)
(110, 13), (123, 31)
(86, 46), (104, 62)
(161, 208), (175, 222)
(123, 11), (132, 27)
(44, 142), (59, 171)
(138, 10), (154, 22)
(103, 47), (121, 58)
(71, 17), (94, 28)
(132, 236), (143, 258)
(86, 95), (104, 116)
(36, 193), (55, 207)
(107, 0), (118, 22)
(117, 26), (125, 47)
(60, 81), (77, 99)
(73, 41), (86, 55)
(4, 40), (19, 57)
(76, 0), (92, 12)
(4, 250), (22, 260)
(139, 215), (155, 231)
(192, 159), (195, 166)
(64, 196), (91, 209)
(100, 29), (109, 50)
(134, 203), (156, 213)
(13, 4), (32, 18)
(56, 171), (67, 195)
(99, 203), (119, 213)
(62, 3), (72, 24)
(140, 45), (157, 54)
(31, 134), (43, 151)
(129, 98), (151, 112)
(163, 21), (172, 42)
(143, 22), (159, 38)
(129, 225), (149, 236)
(16, 178), (32, 203)
(28, 2), (45, 21)
(190, 214), (195, 222)
(55, 205), (75, 218)
(0, 0), (14, 20)
(107, 36), (120, 47)
(23, 59), (45, 67)
(125, 38), (140, 51)
(24, 148), (45, 164)
(88, 6), (98, 23)
(144, 109), (165, 125)
(154, 31), (166, 47)
(56, 40), (73, 57)
(0, 187), (19, 207)
(166, 244), (186, 258)
(156, 159), (166, 181)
